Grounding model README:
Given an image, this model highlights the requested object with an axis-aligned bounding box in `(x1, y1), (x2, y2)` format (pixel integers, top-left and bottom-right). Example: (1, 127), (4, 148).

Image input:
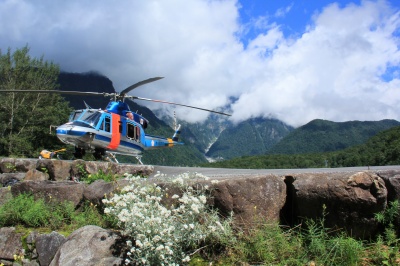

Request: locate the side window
(105, 117), (111, 132)
(127, 123), (136, 139)
(100, 116), (111, 132)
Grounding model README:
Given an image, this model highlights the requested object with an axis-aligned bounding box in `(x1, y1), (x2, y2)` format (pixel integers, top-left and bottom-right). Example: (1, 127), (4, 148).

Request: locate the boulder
(376, 170), (400, 202)
(36, 160), (72, 181)
(83, 178), (132, 206)
(0, 227), (24, 260)
(36, 232), (66, 266)
(0, 158), (16, 173)
(0, 173), (25, 187)
(25, 169), (49, 181)
(15, 159), (37, 172)
(210, 175), (286, 224)
(376, 169), (400, 231)
(11, 181), (86, 207)
(115, 164), (154, 176)
(78, 161), (116, 177)
(67, 160), (153, 182)
(289, 171), (387, 238)
(0, 187), (12, 206)
(49, 225), (122, 266)
(26, 231), (40, 260)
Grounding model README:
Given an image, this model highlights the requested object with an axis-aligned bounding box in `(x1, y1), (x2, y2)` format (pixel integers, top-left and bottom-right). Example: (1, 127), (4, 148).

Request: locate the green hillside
(205, 125), (400, 169)
(268, 119), (400, 154)
(206, 118), (294, 160)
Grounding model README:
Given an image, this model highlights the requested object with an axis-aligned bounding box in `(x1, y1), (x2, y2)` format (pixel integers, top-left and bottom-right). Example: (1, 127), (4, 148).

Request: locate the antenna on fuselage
(83, 101), (92, 109)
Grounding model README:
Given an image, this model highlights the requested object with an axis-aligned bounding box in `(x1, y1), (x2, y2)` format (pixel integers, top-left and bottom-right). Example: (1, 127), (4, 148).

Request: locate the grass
(189, 203), (400, 266)
(0, 193), (111, 233)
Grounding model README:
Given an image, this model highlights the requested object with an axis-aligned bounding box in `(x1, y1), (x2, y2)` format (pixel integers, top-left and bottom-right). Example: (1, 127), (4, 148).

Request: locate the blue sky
(239, 0), (364, 41)
(0, 0), (399, 126)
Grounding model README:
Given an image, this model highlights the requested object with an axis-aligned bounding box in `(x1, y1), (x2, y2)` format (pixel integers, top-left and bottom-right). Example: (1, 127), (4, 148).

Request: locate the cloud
(0, 0), (399, 126)
(231, 0), (400, 126)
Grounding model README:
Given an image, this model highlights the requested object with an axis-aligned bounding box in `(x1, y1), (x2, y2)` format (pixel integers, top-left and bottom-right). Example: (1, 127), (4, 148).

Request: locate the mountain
(268, 119), (400, 154)
(205, 117), (294, 160)
(204, 125), (400, 169)
(58, 71), (114, 109)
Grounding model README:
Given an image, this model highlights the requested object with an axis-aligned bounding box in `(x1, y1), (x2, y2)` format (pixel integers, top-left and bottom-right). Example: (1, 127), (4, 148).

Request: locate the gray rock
(0, 158), (16, 173)
(377, 169), (400, 202)
(24, 169), (49, 182)
(83, 180), (114, 206)
(290, 171), (387, 238)
(36, 232), (66, 266)
(115, 164), (154, 176)
(210, 175), (286, 224)
(15, 159), (37, 173)
(36, 160), (72, 181)
(0, 227), (24, 260)
(50, 225), (122, 266)
(0, 173), (25, 187)
(11, 180), (85, 207)
(83, 178), (131, 206)
(0, 187), (12, 206)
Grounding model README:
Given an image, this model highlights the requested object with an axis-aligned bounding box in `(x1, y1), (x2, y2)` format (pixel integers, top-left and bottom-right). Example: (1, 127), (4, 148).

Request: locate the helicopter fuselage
(55, 107), (182, 160)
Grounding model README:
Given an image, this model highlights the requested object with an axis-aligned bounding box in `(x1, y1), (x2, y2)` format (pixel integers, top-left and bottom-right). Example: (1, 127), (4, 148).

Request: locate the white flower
(191, 204), (200, 214)
(102, 172), (233, 265)
(182, 255), (191, 262)
(216, 221), (225, 231)
(156, 244), (164, 251)
(135, 240), (143, 248)
(153, 235), (161, 242)
(199, 195), (207, 204)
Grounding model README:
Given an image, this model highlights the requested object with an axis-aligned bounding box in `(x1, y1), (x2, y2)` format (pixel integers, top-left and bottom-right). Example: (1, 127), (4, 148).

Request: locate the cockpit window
(81, 112), (102, 127)
(69, 109), (97, 122)
(69, 111), (83, 121)
(79, 110), (97, 121)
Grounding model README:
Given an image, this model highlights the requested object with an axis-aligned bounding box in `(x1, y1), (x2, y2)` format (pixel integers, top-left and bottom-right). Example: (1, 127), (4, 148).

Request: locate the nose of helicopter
(55, 123), (90, 146)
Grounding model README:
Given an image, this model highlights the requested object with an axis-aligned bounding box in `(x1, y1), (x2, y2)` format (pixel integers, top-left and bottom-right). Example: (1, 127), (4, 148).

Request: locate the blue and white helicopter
(3, 77), (230, 163)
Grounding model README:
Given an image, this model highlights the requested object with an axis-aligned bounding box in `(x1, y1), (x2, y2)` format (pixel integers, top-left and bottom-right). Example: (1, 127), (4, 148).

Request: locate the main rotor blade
(120, 77), (164, 97)
(133, 96), (231, 116)
(0, 90), (106, 96)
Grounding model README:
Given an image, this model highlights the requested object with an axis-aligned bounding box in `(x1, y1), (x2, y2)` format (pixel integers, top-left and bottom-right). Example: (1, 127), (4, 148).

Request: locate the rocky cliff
(0, 158), (399, 265)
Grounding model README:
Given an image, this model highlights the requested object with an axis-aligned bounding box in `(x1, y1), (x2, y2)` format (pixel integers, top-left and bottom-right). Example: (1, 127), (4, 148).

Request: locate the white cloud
(0, 0), (399, 126)
(231, 0), (400, 126)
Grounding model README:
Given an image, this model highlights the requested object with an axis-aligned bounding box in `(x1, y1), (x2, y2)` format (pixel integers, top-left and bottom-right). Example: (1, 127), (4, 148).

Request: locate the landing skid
(105, 153), (119, 163)
(135, 155), (143, 165)
(104, 153), (142, 164)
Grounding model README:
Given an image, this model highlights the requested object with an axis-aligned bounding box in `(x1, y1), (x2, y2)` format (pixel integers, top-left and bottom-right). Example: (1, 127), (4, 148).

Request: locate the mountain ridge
(268, 118), (400, 155)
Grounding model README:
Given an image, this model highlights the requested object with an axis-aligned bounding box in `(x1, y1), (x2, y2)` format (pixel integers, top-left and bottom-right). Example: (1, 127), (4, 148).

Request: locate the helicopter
(1, 77), (231, 164)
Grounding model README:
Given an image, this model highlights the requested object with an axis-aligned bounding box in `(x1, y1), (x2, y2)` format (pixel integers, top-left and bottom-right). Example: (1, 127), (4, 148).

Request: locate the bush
(103, 173), (235, 265)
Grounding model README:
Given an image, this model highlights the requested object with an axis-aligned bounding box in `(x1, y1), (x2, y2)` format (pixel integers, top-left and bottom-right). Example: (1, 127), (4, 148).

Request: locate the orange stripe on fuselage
(107, 113), (121, 149)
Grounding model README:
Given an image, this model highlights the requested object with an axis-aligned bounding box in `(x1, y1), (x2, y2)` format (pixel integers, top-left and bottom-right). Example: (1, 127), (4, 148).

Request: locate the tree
(0, 46), (71, 157)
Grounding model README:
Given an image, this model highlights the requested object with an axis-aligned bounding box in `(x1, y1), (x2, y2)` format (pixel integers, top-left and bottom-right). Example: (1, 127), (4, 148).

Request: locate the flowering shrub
(103, 172), (233, 265)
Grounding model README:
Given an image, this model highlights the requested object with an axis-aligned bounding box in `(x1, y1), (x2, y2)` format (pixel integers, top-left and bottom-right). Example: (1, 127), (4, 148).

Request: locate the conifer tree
(0, 46), (71, 157)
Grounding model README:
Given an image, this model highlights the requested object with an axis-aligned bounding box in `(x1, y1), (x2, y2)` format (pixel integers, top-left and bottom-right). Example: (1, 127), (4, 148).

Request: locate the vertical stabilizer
(172, 124), (181, 141)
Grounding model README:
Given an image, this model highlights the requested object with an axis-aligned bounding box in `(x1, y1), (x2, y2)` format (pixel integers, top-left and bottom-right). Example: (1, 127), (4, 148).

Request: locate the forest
(205, 125), (400, 169)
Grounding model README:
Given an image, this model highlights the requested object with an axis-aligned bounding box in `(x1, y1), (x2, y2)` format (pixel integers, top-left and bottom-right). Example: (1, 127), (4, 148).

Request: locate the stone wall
(0, 158), (400, 265)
